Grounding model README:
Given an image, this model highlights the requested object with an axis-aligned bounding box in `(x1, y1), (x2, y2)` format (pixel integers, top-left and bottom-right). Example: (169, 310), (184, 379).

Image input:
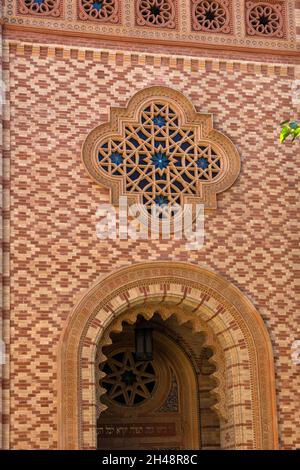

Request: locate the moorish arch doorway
(58, 262), (278, 449)
(96, 313), (221, 450)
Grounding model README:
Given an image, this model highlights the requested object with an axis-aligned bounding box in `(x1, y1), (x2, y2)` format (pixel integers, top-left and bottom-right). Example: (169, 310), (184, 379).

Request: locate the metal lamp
(135, 318), (153, 361)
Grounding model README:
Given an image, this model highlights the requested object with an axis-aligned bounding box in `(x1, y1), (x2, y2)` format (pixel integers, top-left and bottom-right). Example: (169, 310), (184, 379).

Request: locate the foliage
(280, 120), (300, 143)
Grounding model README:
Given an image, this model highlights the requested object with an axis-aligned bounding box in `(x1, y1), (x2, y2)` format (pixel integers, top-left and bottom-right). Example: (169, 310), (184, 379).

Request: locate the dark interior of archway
(96, 313), (221, 450)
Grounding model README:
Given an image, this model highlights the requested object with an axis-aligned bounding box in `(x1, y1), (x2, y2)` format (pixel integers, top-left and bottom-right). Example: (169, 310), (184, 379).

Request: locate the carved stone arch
(57, 262), (278, 449)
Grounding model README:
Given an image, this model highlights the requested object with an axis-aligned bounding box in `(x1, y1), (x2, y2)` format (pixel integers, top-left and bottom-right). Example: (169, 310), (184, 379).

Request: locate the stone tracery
(79, 0), (119, 22)
(192, 0), (231, 33)
(136, 0), (176, 28)
(82, 86), (240, 213)
(246, 1), (284, 37)
(99, 348), (157, 406)
(19, 0), (61, 16)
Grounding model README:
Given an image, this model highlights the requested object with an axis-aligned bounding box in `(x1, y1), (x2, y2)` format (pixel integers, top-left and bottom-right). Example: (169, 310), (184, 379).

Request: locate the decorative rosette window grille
(246, 1), (284, 37)
(79, 0), (119, 22)
(192, 0), (231, 33)
(136, 0), (176, 29)
(99, 349), (157, 407)
(19, 0), (61, 16)
(82, 87), (240, 218)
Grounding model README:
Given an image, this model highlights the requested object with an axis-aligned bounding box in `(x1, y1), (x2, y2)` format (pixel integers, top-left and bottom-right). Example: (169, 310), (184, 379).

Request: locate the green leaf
(294, 128), (300, 136)
(280, 126), (291, 143)
(280, 120), (290, 126)
(291, 128), (300, 141)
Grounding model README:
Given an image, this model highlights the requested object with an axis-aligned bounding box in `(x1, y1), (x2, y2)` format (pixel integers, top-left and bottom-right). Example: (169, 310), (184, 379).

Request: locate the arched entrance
(97, 316), (200, 450)
(58, 262), (278, 449)
(96, 312), (221, 450)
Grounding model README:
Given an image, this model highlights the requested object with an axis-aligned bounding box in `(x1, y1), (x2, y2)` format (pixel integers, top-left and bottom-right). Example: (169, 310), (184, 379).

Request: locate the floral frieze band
(82, 86), (240, 213)
(15, 0), (290, 42)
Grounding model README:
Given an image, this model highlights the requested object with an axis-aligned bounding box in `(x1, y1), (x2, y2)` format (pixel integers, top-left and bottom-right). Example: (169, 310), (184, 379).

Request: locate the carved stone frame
(58, 261), (278, 449)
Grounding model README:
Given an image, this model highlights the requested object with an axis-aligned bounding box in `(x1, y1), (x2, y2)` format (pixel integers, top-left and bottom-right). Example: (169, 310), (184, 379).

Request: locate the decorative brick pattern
(0, 32), (11, 450)
(5, 42), (300, 449)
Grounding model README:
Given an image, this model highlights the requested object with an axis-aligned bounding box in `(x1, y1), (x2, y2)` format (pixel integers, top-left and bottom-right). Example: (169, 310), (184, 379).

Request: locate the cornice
(3, 23), (300, 64)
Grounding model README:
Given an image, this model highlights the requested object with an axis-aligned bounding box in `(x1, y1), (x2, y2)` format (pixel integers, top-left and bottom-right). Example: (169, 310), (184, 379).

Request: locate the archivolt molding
(82, 86), (240, 211)
(95, 304), (227, 421)
(58, 262), (278, 449)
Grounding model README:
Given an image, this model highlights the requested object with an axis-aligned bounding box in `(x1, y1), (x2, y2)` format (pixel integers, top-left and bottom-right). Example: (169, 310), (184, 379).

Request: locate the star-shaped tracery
(100, 350), (156, 406)
(97, 102), (222, 212)
(82, 86), (240, 213)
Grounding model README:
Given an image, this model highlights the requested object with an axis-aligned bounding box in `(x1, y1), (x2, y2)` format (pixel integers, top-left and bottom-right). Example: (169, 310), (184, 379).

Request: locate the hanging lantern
(135, 318), (153, 361)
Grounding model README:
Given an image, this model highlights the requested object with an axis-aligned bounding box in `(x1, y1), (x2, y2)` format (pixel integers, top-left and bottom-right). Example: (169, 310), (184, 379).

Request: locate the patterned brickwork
(0, 7), (11, 448)
(5, 42), (300, 449)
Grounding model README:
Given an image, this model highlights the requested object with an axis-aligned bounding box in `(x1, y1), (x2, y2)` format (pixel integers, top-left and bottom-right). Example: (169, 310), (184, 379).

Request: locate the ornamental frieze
(7, 1), (297, 52)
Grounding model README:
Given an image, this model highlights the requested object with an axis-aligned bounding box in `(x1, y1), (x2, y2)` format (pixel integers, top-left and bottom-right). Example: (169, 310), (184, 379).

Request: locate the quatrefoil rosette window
(82, 87), (240, 222)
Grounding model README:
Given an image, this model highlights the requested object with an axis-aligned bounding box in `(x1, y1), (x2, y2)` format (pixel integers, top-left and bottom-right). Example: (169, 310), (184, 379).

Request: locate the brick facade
(3, 40), (298, 449)
(0, 0), (299, 450)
